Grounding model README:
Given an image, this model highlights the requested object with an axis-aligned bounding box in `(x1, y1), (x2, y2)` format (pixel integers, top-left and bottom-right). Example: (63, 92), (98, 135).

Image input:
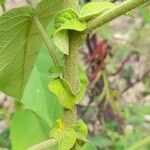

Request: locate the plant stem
(63, 0), (80, 127)
(63, 32), (80, 94)
(63, 32), (81, 127)
(28, 139), (57, 150)
(84, 0), (148, 34)
(34, 17), (59, 65)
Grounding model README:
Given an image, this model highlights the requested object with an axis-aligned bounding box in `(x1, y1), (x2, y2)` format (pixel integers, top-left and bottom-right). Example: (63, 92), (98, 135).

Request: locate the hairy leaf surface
(0, 0), (63, 99)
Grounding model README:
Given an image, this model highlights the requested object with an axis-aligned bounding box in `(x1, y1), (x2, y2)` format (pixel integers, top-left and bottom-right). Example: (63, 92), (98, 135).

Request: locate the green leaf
(52, 128), (76, 150)
(10, 109), (50, 150)
(75, 119), (88, 141)
(79, 2), (115, 20)
(0, 0), (63, 99)
(21, 47), (63, 126)
(49, 65), (63, 79)
(48, 68), (88, 109)
(52, 9), (86, 54)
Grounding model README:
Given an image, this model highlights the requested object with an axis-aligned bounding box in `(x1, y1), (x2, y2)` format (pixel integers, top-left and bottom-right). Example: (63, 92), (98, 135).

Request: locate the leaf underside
(0, 0), (63, 99)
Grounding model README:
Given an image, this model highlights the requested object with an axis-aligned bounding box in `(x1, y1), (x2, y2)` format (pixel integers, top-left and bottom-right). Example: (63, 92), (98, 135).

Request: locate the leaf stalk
(34, 17), (59, 65)
(28, 139), (57, 150)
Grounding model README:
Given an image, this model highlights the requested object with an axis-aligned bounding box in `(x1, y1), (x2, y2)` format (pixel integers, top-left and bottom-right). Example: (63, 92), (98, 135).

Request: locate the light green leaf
(10, 109), (50, 150)
(79, 2), (115, 20)
(21, 47), (63, 126)
(52, 9), (86, 54)
(48, 68), (88, 109)
(75, 119), (88, 141)
(0, 0), (63, 99)
(52, 128), (76, 150)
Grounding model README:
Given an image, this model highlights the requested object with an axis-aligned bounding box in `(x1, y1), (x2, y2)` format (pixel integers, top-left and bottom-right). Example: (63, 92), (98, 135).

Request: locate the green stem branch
(34, 17), (59, 65)
(84, 0), (148, 34)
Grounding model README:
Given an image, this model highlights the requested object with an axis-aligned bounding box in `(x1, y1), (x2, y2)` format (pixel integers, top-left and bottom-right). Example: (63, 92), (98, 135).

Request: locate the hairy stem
(28, 139), (57, 150)
(84, 0), (148, 34)
(63, 0), (80, 126)
(63, 32), (80, 94)
(34, 17), (59, 65)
